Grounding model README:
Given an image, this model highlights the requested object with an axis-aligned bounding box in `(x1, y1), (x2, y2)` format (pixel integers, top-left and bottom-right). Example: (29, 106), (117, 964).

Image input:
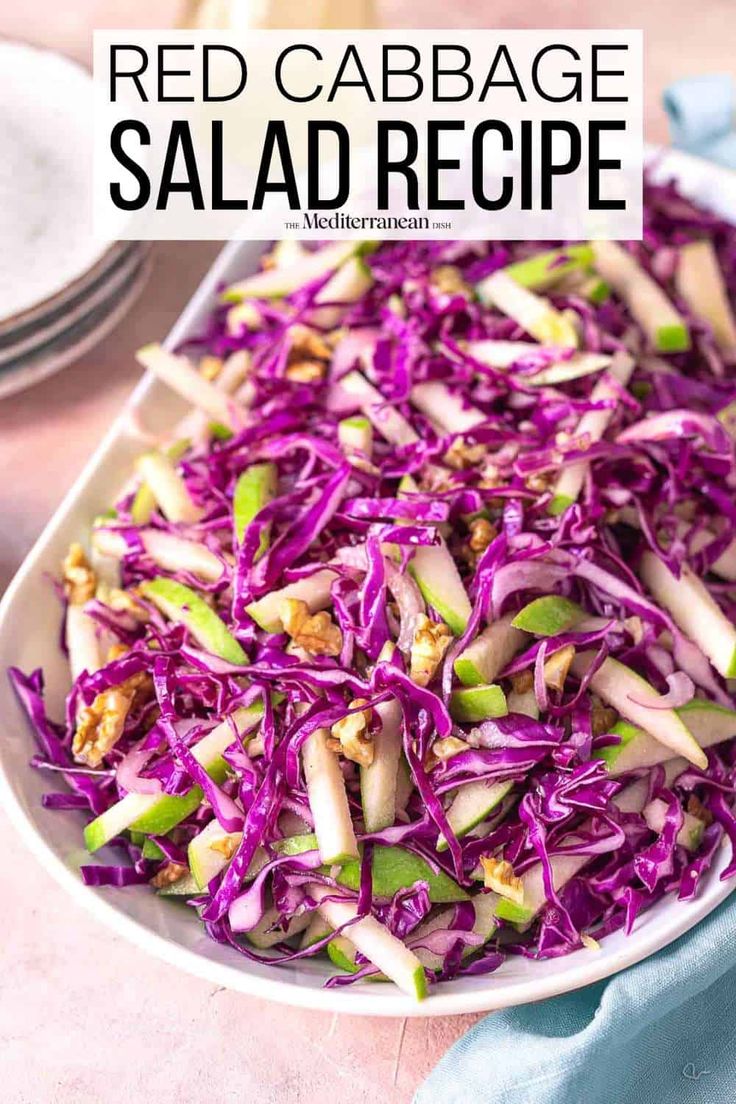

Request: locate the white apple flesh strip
(549, 352), (635, 514)
(65, 605), (103, 681)
(188, 819), (243, 889)
(137, 344), (246, 426)
(476, 271), (579, 348)
(302, 728), (359, 865)
(644, 798), (704, 851)
(639, 551), (736, 680)
(465, 339), (610, 384)
(135, 451), (203, 525)
(615, 506), (736, 584)
(309, 255), (374, 328)
(454, 613), (526, 686)
(92, 527), (223, 583)
(437, 780), (514, 852)
(410, 381), (486, 434)
(360, 699), (403, 833)
(222, 241), (361, 301)
(340, 370), (419, 448)
(571, 651), (707, 768)
(675, 239), (736, 353)
(591, 241), (690, 353)
(84, 705), (263, 851)
(245, 568), (338, 633)
(597, 701), (736, 775)
(411, 891), (499, 973)
(408, 537), (472, 636)
(309, 884), (427, 998)
(338, 415), (373, 459)
(245, 907), (312, 949)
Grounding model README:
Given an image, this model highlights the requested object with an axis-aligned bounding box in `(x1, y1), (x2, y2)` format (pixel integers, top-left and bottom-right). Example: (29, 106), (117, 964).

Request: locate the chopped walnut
(73, 671), (152, 767)
(331, 698), (374, 767)
(226, 301), (262, 335)
(580, 932), (601, 951)
(199, 354), (223, 381)
(468, 517), (497, 554)
(511, 670), (534, 695)
(99, 586), (150, 622)
(283, 324), (332, 382)
(543, 644), (576, 692)
(591, 701), (618, 737)
(410, 614), (453, 687)
(526, 472), (552, 494)
(210, 836), (239, 859)
(289, 324), (332, 362)
(433, 736), (469, 761)
(279, 598), (343, 657)
(687, 794), (714, 826)
(285, 360), (326, 383)
(62, 543), (96, 605)
(623, 616), (644, 644)
(150, 862), (189, 888)
(480, 856), (524, 904)
(444, 438), (487, 471)
(430, 265), (471, 297)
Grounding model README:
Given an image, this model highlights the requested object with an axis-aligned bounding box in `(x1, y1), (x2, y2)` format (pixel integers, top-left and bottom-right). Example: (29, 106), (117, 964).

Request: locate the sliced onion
(627, 670), (695, 710)
(116, 740), (163, 796)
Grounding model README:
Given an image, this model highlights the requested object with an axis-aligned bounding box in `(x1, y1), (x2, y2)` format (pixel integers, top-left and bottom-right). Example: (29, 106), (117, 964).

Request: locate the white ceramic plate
(0, 148), (734, 1018)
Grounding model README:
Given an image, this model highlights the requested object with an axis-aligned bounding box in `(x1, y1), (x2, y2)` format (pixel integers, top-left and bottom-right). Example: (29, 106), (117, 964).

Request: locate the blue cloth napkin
(416, 894), (736, 1104)
(663, 73), (736, 168)
(416, 77), (736, 1104)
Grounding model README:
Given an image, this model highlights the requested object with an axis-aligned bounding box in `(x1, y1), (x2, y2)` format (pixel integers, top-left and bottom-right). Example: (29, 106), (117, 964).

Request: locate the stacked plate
(0, 40), (151, 400)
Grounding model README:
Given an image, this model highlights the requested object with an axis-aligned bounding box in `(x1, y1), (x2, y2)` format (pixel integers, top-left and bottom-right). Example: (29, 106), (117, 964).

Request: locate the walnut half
(279, 598), (343, 657)
(410, 614), (453, 687)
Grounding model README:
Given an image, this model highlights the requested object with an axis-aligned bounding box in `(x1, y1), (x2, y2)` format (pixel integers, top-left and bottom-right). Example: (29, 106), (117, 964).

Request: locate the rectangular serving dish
(1, 147), (735, 1017)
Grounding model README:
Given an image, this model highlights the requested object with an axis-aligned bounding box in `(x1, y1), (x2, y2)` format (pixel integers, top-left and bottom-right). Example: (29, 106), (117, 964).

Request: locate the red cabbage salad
(12, 178), (736, 1000)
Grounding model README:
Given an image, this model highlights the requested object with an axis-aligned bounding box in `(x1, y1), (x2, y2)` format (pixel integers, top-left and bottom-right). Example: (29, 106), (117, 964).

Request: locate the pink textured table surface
(2, 3), (735, 1102)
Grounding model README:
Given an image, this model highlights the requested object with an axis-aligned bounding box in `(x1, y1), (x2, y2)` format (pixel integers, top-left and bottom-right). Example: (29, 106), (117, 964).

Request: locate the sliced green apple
(437, 780), (514, 852)
(244, 907), (312, 949)
(360, 698), (403, 833)
(223, 241), (362, 302)
(337, 844), (468, 903)
(84, 705), (263, 851)
(131, 438), (191, 525)
(245, 568), (337, 633)
(93, 527), (223, 583)
(595, 700), (736, 775)
(476, 271), (579, 348)
(139, 577), (247, 665)
(188, 819), (242, 889)
(511, 595), (585, 636)
(310, 255), (374, 328)
(571, 651), (707, 769)
(591, 241), (690, 353)
(309, 883), (427, 999)
(300, 913), (332, 949)
(639, 551), (736, 679)
(340, 370), (419, 448)
(675, 239), (736, 353)
(136, 344), (243, 425)
(411, 891), (499, 972)
(135, 451), (202, 525)
(454, 613), (526, 687)
(233, 462), (278, 556)
(302, 727), (359, 865)
(644, 798), (704, 851)
(449, 684), (508, 723)
(503, 244), (594, 291)
(338, 415), (373, 459)
(410, 381), (486, 434)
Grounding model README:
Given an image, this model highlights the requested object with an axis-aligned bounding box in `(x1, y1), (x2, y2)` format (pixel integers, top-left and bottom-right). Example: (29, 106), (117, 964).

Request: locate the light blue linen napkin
(663, 73), (736, 168)
(417, 77), (736, 1104)
(416, 894), (736, 1104)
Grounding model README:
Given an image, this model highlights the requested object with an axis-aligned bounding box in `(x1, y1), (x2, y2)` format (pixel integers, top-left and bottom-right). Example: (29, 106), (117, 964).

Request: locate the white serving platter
(0, 147), (734, 1017)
